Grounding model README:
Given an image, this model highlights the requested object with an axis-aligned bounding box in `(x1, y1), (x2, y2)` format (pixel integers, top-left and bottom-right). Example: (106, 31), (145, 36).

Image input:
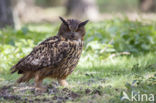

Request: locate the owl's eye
(76, 27), (81, 32)
(63, 25), (70, 32)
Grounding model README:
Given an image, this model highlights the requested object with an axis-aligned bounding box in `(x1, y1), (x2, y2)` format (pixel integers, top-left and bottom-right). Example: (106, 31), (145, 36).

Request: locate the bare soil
(0, 82), (104, 103)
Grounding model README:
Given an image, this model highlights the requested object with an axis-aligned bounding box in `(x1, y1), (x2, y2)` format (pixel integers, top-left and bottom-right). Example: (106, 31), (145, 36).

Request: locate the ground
(0, 19), (156, 103)
(0, 53), (156, 103)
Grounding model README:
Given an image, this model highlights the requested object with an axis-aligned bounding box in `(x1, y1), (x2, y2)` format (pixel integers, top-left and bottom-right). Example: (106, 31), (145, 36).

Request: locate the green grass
(0, 19), (156, 102)
(1, 53), (155, 103)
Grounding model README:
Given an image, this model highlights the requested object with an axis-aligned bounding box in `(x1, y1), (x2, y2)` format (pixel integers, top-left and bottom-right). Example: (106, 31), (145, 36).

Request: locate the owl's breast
(67, 40), (83, 59)
(60, 40), (83, 71)
(48, 40), (83, 79)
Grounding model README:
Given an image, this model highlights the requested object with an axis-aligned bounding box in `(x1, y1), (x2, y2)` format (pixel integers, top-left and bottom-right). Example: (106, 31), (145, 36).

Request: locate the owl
(10, 17), (88, 91)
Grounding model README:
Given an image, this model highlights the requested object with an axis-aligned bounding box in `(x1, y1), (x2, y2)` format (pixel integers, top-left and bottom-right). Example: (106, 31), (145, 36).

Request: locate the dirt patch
(0, 82), (104, 103)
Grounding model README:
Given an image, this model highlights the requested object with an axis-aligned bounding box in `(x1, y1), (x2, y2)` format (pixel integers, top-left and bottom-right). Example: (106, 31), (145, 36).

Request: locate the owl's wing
(11, 36), (69, 74)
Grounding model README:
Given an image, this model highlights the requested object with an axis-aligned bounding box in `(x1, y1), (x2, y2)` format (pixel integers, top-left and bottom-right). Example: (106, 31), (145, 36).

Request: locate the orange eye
(76, 28), (81, 32)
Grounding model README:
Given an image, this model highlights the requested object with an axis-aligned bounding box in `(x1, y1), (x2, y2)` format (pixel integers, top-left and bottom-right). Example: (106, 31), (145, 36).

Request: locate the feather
(10, 36), (70, 74)
(10, 17), (88, 88)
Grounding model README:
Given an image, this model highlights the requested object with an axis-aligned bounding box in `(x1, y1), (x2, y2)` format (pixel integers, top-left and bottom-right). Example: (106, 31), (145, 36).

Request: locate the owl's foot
(35, 76), (46, 92)
(35, 87), (47, 92)
(58, 79), (68, 87)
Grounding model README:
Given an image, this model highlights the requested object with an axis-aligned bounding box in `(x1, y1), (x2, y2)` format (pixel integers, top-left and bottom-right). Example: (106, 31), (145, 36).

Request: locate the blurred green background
(0, 0), (156, 103)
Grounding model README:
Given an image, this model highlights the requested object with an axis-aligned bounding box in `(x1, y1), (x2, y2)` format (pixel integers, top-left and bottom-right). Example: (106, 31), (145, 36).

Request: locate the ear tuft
(59, 16), (68, 26)
(78, 20), (89, 28)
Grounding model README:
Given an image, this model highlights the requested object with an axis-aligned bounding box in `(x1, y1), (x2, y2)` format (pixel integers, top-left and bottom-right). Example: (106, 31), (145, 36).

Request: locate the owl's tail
(10, 56), (27, 74)
(10, 64), (17, 74)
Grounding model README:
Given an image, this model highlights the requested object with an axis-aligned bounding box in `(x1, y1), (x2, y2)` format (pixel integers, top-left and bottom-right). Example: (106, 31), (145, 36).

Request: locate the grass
(0, 19), (156, 102)
(0, 53), (156, 103)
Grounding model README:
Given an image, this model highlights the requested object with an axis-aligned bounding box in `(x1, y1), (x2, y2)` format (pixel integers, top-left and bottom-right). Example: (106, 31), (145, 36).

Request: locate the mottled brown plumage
(11, 17), (88, 91)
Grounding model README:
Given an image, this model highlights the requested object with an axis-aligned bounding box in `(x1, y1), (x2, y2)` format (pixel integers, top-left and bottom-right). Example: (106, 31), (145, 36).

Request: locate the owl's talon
(35, 87), (47, 92)
(58, 79), (68, 87)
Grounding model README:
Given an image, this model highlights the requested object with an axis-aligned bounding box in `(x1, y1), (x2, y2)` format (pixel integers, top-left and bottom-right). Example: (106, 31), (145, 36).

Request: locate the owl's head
(58, 17), (89, 40)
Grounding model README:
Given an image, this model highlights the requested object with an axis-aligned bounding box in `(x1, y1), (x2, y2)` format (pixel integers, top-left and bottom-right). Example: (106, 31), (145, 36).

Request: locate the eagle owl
(11, 17), (88, 91)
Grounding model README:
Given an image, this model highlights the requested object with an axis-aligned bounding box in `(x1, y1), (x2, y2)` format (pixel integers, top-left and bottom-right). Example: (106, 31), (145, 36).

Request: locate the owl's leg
(35, 74), (46, 92)
(58, 79), (68, 86)
(17, 72), (33, 83)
